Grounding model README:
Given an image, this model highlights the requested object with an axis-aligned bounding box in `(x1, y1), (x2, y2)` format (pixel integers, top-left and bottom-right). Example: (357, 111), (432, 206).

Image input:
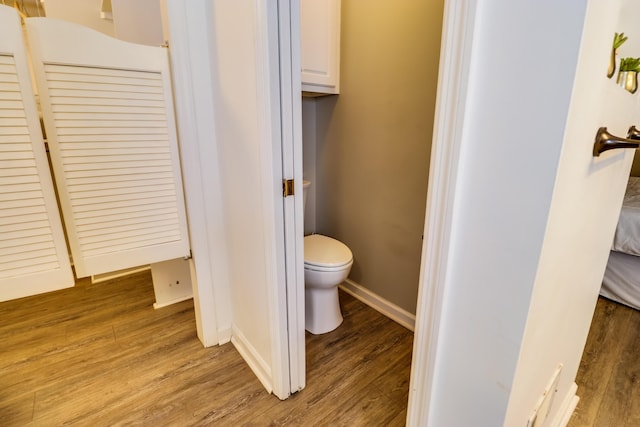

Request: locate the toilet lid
(304, 234), (353, 268)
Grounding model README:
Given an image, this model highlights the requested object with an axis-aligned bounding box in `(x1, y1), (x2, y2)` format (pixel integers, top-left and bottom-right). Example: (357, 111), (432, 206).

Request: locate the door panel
(277, 0), (306, 393)
(506, 0), (640, 422)
(25, 17), (190, 277)
(0, 6), (74, 301)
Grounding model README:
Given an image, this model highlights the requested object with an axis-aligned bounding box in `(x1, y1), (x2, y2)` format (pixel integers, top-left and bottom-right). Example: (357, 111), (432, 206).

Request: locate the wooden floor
(0, 271), (413, 426)
(568, 297), (640, 427)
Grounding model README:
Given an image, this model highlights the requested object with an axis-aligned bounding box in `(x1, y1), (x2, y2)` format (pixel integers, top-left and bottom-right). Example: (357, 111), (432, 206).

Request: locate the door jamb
(276, 0), (306, 394)
(161, 0), (233, 347)
(406, 0), (477, 424)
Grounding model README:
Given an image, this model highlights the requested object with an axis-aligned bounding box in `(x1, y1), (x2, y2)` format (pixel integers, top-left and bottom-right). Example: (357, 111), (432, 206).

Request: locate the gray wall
(309, 0), (443, 314)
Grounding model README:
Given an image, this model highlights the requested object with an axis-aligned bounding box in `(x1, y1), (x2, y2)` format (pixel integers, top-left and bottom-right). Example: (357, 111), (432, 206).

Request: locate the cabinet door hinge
(283, 179), (295, 197)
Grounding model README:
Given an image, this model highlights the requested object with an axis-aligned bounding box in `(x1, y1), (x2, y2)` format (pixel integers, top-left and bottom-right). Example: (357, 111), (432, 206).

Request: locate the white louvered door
(25, 17), (190, 278)
(0, 7), (74, 301)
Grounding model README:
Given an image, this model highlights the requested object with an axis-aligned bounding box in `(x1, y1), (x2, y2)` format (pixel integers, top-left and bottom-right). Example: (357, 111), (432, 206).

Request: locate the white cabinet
(300, 0), (341, 95)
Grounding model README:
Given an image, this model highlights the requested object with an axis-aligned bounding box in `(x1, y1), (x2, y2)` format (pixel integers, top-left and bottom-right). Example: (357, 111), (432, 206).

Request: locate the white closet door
(0, 6), (74, 301)
(25, 17), (190, 278)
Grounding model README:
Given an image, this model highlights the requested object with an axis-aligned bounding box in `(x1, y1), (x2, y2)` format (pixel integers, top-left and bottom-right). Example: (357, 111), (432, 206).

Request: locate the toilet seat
(304, 234), (352, 269)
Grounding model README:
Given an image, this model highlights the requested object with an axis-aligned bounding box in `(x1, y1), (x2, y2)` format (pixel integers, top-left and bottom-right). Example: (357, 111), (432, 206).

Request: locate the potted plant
(608, 32), (628, 78)
(618, 57), (640, 93)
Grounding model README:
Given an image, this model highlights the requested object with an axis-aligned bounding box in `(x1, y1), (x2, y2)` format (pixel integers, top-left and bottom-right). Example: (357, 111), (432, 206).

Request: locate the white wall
(44, 0), (114, 35)
(424, 1), (588, 425)
(111, 0), (163, 46)
(45, 0), (164, 46)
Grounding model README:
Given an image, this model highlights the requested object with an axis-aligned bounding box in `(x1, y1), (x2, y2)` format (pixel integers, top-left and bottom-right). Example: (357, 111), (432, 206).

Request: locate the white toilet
(303, 180), (353, 334)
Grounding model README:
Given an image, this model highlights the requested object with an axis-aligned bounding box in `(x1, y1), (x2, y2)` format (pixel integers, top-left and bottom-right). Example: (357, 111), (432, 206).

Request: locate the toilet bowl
(303, 180), (353, 334)
(303, 232), (353, 334)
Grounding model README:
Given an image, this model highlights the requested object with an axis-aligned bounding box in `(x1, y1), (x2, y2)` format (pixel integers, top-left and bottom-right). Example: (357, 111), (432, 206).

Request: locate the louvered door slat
(26, 17), (190, 277)
(0, 8), (73, 301)
(0, 93), (22, 101)
(0, 212), (48, 225)
(48, 88), (165, 101)
(0, 240), (54, 257)
(52, 105), (166, 115)
(0, 204), (47, 218)
(0, 142), (35, 151)
(57, 128), (168, 137)
(74, 203), (176, 221)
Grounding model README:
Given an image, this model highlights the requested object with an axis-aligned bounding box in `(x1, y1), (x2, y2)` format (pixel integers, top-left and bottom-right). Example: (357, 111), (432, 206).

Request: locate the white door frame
(256, 0), (305, 398)
(275, 0), (306, 393)
(161, 0), (233, 347)
(406, 1), (477, 424)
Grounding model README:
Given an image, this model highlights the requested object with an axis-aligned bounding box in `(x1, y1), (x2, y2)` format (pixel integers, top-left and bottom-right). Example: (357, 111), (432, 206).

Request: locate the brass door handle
(593, 126), (640, 156)
(627, 125), (640, 140)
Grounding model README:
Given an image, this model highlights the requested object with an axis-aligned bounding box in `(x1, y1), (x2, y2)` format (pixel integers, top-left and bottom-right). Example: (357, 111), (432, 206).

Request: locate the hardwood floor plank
(593, 301), (640, 427)
(1, 322), (117, 404)
(0, 392), (34, 425)
(570, 297), (640, 427)
(625, 315), (640, 427)
(370, 340), (414, 405)
(248, 293), (413, 426)
(324, 388), (405, 427)
(54, 346), (260, 425)
(0, 273), (412, 426)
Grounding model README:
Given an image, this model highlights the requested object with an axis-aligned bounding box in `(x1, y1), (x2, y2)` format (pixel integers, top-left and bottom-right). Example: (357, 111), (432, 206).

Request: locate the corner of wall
(302, 97), (317, 235)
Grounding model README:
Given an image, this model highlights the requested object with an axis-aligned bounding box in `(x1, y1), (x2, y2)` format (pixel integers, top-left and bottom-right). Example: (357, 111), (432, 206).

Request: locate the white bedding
(612, 176), (640, 256)
(601, 250), (640, 311)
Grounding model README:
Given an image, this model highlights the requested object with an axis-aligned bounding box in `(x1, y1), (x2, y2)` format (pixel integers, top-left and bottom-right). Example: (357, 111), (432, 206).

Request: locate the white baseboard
(231, 325), (273, 394)
(552, 382), (579, 427)
(217, 327), (232, 345)
(91, 265), (150, 284)
(153, 294), (193, 309)
(340, 279), (416, 331)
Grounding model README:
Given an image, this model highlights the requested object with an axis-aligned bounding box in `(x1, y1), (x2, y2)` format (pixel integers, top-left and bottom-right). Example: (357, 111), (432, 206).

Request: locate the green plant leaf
(620, 56), (640, 72)
(614, 32), (628, 49)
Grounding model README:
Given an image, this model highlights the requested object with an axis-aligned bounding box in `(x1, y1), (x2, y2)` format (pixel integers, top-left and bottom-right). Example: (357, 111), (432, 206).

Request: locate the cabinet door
(300, 0), (340, 94)
(26, 17), (191, 278)
(0, 6), (74, 301)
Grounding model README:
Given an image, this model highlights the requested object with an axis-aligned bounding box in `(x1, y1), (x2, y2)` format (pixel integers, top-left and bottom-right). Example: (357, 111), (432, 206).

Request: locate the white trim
(551, 383), (579, 427)
(217, 328), (232, 345)
(163, 0), (233, 348)
(254, 0), (291, 400)
(231, 325), (274, 394)
(153, 295), (193, 310)
(340, 280), (415, 331)
(406, 1), (477, 425)
(91, 265), (151, 284)
(277, 0), (306, 394)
